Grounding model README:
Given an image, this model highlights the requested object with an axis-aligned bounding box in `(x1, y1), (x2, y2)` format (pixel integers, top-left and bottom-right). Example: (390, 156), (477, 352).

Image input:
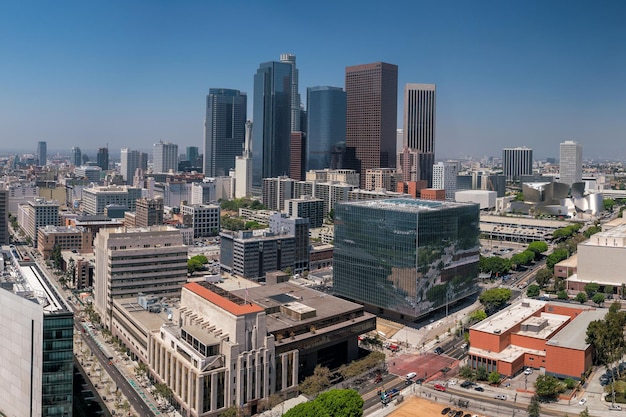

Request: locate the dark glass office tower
(42, 312), (74, 416)
(37, 141), (47, 166)
(306, 86), (346, 171)
(345, 62), (397, 188)
(203, 89), (247, 177)
(70, 147), (82, 166)
(97, 147), (109, 171)
(252, 61), (292, 190)
(333, 199), (480, 319)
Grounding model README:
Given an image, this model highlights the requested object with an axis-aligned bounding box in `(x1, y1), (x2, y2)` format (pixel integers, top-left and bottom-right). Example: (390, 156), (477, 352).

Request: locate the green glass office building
(334, 199), (480, 319)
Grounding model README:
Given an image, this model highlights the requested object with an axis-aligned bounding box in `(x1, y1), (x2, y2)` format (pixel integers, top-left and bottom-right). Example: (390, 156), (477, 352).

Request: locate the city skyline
(1, 1), (625, 160)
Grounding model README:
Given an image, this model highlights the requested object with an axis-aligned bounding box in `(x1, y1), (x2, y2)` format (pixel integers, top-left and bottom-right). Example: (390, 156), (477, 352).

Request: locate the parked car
(578, 398), (587, 406)
(609, 404), (622, 411)
(434, 383), (447, 392)
(434, 347), (444, 355)
(494, 394), (507, 400)
(474, 386), (484, 392)
(441, 408), (450, 415)
(460, 381), (473, 388)
(524, 367), (533, 375)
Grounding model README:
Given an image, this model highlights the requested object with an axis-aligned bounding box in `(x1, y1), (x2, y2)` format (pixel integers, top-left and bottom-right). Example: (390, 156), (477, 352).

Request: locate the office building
(503, 147), (533, 182)
(235, 121), (253, 198)
(262, 176), (295, 211)
(334, 199), (480, 319)
(559, 140), (583, 186)
(75, 165), (102, 183)
(70, 146), (82, 166)
(280, 53), (301, 132)
(190, 180), (217, 205)
(37, 141), (47, 166)
(289, 132), (306, 181)
(403, 84), (436, 183)
(432, 161), (458, 200)
(37, 225), (91, 259)
(97, 146), (109, 171)
(203, 89), (247, 177)
(2, 180), (39, 215)
(17, 198), (59, 247)
(180, 203), (220, 238)
(0, 189), (8, 244)
(135, 197), (164, 227)
(306, 86), (346, 171)
(269, 213), (309, 273)
(0, 253), (74, 416)
(186, 146), (199, 167)
(252, 61), (292, 189)
(285, 196), (324, 228)
(364, 168), (397, 191)
(454, 190), (497, 210)
(94, 226), (188, 328)
(469, 298), (603, 379)
(82, 185), (142, 215)
(153, 140), (179, 174)
(345, 62), (398, 187)
(305, 169), (360, 187)
(120, 148), (148, 183)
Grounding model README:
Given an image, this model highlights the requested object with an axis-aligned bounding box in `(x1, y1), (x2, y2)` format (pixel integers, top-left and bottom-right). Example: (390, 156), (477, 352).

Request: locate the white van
(406, 372), (417, 380)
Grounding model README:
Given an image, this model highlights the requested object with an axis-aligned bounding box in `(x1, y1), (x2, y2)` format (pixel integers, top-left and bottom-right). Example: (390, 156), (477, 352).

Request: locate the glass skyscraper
(252, 61), (292, 190)
(306, 86), (346, 171)
(70, 146), (82, 166)
(203, 89), (247, 177)
(334, 199), (480, 319)
(37, 141), (47, 166)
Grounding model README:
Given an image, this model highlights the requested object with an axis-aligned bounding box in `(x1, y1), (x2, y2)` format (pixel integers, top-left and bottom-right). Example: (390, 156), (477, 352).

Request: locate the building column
(281, 354), (288, 390)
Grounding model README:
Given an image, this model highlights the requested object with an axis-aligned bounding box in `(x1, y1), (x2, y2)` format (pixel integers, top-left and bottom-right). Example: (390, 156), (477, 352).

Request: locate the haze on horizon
(1, 1), (625, 161)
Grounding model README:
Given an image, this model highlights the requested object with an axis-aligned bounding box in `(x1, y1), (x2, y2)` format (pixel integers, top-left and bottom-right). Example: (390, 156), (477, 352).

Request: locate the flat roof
(516, 312), (570, 339)
(555, 253), (578, 268)
(115, 300), (170, 331)
(546, 308), (607, 350)
(469, 345), (544, 364)
(338, 198), (471, 213)
(185, 282), (264, 316)
(480, 214), (566, 229)
(471, 299), (546, 335)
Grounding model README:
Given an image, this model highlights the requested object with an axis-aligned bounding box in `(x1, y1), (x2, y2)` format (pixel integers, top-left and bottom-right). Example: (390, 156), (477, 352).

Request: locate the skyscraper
(345, 62), (398, 187)
(70, 146), (82, 166)
(186, 146), (199, 166)
(120, 148), (148, 183)
(280, 53), (301, 132)
(97, 147), (109, 171)
(252, 61), (292, 189)
(0, 190), (7, 245)
(235, 121), (253, 198)
(37, 141), (47, 166)
(432, 161), (458, 200)
(306, 86), (346, 171)
(203, 89), (247, 177)
(153, 140), (178, 173)
(559, 140), (583, 186)
(403, 83), (436, 185)
(502, 147), (533, 182)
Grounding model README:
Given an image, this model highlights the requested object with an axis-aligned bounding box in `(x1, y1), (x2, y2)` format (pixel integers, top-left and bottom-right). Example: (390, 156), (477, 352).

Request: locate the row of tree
(479, 241), (549, 276)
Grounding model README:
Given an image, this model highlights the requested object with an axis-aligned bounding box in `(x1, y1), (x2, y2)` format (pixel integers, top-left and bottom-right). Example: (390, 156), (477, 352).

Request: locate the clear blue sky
(1, 0), (625, 161)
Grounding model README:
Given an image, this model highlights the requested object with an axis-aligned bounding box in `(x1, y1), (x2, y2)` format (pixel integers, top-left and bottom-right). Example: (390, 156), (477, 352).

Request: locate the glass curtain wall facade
(42, 313), (74, 417)
(252, 61), (292, 190)
(306, 86), (346, 171)
(333, 199), (480, 318)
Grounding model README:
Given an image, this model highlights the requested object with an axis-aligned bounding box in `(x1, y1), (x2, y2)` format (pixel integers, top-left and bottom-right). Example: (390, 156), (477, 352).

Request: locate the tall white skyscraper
(280, 53), (301, 132)
(432, 161), (458, 200)
(153, 140), (178, 173)
(235, 121), (253, 198)
(120, 148), (147, 183)
(559, 140), (583, 186)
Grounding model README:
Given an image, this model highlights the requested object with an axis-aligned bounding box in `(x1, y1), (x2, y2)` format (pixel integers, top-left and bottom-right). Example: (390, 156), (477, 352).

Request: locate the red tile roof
(185, 282), (264, 316)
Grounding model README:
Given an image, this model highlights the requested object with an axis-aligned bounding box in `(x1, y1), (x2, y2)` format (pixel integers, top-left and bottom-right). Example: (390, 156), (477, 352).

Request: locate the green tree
(546, 249), (569, 270)
(535, 268), (553, 288)
(583, 226), (602, 238)
(557, 290), (569, 300)
(526, 284), (540, 298)
(283, 401), (329, 417)
(605, 285), (615, 296)
(584, 282), (600, 297)
(527, 241), (549, 257)
(527, 395), (541, 417)
(476, 366), (488, 381)
(51, 244), (63, 269)
(479, 288), (512, 313)
(586, 302), (626, 367)
(534, 374), (563, 400)
(604, 199), (616, 211)
(488, 371), (501, 385)
(592, 292), (605, 306)
(299, 365), (331, 397)
(579, 406), (590, 417)
(459, 365), (475, 379)
(187, 258), (204, 274)
(315, 389), (363, 417)
(575, 292), (588, 304)
(220, 406), (242, 417)
(190, 254), (208, 264)
(469, 310), (487, 323)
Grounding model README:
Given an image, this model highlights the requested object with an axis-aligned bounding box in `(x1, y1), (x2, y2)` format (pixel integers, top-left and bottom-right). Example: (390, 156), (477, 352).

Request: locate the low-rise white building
(455, 190), (496, 210)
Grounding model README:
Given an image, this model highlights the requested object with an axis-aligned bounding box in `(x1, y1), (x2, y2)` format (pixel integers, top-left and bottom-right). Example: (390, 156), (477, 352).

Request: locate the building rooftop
(554, 253), (578, 269)
(480, 214), (566, 229)
(471, 299), (546, 335)
(516, 312), (570, 339)
(39, 225), (85, 234)
(581, 223), (626, 247)
(339, 198), (471, 213)
(185, 282), (265, 316)
(546, 308), (607, 351)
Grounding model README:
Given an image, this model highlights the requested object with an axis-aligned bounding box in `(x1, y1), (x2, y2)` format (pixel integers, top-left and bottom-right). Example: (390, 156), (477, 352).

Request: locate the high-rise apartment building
(432, 161), (459, 200)
(0, 189), (8, 244)
(306, 86), (346, 171)
(262, 176), (294, 211)
(204, 89), (247, 177)
(135, 197), (164, 227)
(280, 53), (301, 132)
(120, 148), (148, 183)
(502, 147), (533, 182)
(252, 61), (292, 189)
(94, 226), (188, 328)
(153, 140), (178, 174)
(235, 121), (253, 198)
(70, 146), (82, 166)
(289, 132), (306, 181)
(403, 83), (436, 185)
(37, 141), (47, 166)
(333, 199), (480, 319)
(559, 140), (583, 186)
(345, 62), (398, 187)
(97, 147), (109, 171)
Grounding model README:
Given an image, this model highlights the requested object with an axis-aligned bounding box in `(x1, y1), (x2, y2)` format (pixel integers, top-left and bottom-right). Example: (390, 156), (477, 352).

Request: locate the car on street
(524, 367), (533, 375)
(578, 398), (587, 406)
(434, 383), (447, 392)
(474, 386), (484, 392)
(460, 380), (473, 388)
(494, 394), (507, 400)
(609, 404), (622, 411)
